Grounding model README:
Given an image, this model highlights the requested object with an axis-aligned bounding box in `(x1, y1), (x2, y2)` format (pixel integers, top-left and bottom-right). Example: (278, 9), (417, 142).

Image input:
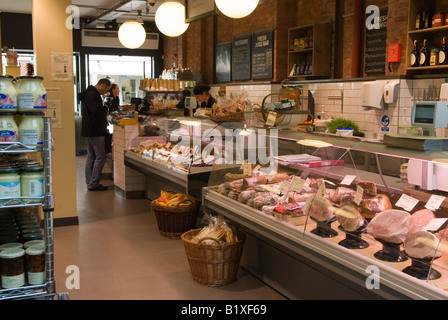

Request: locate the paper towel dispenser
(362, 80), (388, 109)
(362, 80), (399, 109)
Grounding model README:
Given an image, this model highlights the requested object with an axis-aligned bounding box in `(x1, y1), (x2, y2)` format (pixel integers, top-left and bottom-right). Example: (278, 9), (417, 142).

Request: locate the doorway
(86, 54), (154, 104)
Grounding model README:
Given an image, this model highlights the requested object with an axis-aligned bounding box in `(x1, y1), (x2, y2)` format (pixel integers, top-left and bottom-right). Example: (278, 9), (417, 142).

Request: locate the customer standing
(80, 78), (112, 191)
(193, 84), (216, 109)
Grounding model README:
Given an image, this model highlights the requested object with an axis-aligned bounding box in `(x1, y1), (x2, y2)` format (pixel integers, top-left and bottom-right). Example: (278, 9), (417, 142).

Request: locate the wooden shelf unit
(287, 22), (331, 79)
(407, 0), (448, 73)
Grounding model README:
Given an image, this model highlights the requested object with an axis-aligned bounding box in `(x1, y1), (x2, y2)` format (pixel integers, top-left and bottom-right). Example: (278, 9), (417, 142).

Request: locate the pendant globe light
(118, 20), (146, 49)
(215, 0), (259, 19)
(155, 2), (189, 37)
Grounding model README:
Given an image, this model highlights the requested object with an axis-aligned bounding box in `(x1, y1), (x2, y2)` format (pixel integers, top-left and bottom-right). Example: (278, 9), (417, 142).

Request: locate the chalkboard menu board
(251, 30), (273, 79)
(365, 10), (388, 74)
(232, 35), (251, 81)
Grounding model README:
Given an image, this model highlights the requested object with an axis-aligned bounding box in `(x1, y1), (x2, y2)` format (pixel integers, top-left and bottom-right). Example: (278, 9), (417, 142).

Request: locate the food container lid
(23, 240), (44, 249)
(20, 166), (44, 173)
(0, 112), (18, 117)
(17, 75), (44, 80)
(0, 247), (25, 259)
(25, 245), (45, 255)
(0, 242), (23, 251)
(0, 167), (20, 174)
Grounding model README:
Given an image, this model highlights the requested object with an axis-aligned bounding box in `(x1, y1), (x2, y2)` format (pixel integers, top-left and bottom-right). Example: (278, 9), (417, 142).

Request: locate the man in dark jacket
(80, 78), (111, 191)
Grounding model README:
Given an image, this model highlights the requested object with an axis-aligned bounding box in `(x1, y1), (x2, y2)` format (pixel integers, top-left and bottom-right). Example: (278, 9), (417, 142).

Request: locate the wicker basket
(151, 201), (198, 239)
(181, 228), (245, 286)
(210, 111), (245, 123)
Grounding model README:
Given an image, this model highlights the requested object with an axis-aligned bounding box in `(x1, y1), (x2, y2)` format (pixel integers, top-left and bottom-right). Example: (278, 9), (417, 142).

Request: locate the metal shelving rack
(0, 117), (58, 300)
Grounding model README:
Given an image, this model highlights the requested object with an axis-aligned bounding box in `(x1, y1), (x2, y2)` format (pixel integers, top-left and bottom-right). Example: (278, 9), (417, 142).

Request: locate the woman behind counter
(105, 84), (120, 112)
(193, 84), (215, 109)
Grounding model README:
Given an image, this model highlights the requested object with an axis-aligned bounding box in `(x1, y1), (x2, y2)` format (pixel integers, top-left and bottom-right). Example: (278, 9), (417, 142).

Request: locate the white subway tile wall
(212, 78), (448, 139)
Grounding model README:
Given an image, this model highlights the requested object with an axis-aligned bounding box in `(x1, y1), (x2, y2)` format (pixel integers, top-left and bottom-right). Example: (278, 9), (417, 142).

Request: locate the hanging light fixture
(118, 20), (146, 49)
(214, 0), (259, 19)
(155, 2), (189, 37)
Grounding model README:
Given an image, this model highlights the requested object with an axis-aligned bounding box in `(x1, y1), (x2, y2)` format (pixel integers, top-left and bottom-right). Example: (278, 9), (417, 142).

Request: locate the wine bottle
(440, 37), (448, 65)
(411, 40), (420, 67)
(416, 12), (422, 30)
(420, 39), (430, 66)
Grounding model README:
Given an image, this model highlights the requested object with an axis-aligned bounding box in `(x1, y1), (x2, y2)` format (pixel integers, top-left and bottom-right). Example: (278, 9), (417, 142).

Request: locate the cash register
(411, 101), (448, 136)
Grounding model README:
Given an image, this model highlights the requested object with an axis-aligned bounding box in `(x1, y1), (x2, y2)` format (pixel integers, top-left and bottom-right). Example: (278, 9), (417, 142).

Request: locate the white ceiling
(0, 0), (161, 23)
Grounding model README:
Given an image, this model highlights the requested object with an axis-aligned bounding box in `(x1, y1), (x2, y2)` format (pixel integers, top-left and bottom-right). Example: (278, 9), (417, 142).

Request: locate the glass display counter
(123, 116), (245, 201)
(202, 128), (448, 300)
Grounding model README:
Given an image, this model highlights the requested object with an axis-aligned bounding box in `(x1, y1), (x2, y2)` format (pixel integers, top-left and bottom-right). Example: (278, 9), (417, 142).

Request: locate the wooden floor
(52, 155), (286, 300)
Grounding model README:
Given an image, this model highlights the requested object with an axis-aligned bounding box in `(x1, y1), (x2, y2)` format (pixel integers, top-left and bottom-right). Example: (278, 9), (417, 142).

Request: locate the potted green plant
(326, 117), (364, 137)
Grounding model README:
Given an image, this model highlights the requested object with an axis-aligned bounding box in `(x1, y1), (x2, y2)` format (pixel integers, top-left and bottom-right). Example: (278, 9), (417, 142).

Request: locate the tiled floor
(52, 155), (286, 300)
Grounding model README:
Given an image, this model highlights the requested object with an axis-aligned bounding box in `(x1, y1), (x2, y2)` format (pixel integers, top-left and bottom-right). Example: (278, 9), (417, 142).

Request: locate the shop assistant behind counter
(193, 84), (215, 109)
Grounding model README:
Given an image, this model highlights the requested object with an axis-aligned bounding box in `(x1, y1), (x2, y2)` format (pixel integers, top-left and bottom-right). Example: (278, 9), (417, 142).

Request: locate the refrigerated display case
(202, 128), (448, 300)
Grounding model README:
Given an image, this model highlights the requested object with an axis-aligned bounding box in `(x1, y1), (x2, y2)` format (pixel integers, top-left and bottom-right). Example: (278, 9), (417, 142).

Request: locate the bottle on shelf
(411, 40), (420, 67)
(424, 11), (432, 29)
(416, 11), (422, 30)
(420, 39), (430, 66)
(439, 37), (448, 65)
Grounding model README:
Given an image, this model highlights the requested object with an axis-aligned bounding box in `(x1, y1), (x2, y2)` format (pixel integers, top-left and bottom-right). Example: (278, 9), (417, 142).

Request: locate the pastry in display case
(202, 130), (448, 299)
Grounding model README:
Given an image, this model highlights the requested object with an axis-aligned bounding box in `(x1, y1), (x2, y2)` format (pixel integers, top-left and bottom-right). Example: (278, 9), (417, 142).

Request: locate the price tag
(267, 170), (277, 182)
(302, 178), (311, 190)
(354, 185), (364, 205)
(423, 218), (448, 232)
(340, 175), (356, 186)
(242, 163), (252, 176)
(290, 176), (305, 193)
(317, 179), (326, 196)
(425, 195), (446, 211)
(395, 194), (419, 212)
(253, 165), (261, 172)
(266, 111), (277, 127)
(279, 180), (290, 194)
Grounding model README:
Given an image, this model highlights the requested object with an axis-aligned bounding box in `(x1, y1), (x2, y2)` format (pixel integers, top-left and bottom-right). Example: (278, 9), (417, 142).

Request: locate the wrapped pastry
(267, 173), (290, 184)
(304, 194), (334, 222)
(262, 205), (276, 215)
(238, 190), (257, 204)
(227, 190), (240, 200)
(404, 230), (442, 259)
(224, 172), (251, 182)
(334, 205), (365, 232)
(330, 187), (357, 203)
(362, 194), (392, 216)
(367, 209), (414, 244)
(228, 179), (244, 192)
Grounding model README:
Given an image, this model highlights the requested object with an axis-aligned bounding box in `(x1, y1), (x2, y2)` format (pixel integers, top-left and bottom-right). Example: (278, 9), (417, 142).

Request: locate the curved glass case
(203, 128), (448, 299)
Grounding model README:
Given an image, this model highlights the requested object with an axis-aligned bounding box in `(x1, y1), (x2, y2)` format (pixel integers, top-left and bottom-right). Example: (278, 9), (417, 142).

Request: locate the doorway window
(86, 54), (154, 104)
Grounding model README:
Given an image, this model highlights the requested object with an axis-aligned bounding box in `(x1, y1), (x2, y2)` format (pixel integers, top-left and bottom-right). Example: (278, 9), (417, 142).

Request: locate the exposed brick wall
(163, 0), (410, 83)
